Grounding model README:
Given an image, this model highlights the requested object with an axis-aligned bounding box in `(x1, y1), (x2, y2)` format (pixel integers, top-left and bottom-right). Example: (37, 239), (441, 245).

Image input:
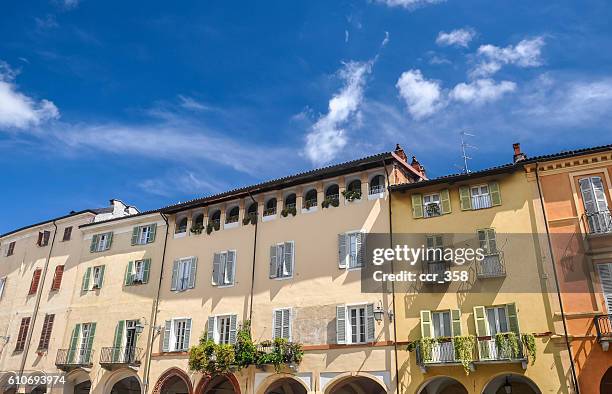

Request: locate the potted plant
(342, 189), (362, 202)
(190, 223), (204, 234)
(281, 206), (297, 217)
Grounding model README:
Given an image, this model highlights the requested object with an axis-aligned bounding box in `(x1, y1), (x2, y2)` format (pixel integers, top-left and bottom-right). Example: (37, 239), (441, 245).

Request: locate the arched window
(369, 175), (385, 195)
(226, 206), (240, 224)
(347, 179), (361, 192)
(247, 202), (258, 217)
(303, 189), (317, 209)
(285, 193), (297, 209)
(210, 209), (221, 226)
(325, 184), (339, 198)
(264, 198), (277, 216)
(193, 213), (204, 228)
(176, 217), (187, 234)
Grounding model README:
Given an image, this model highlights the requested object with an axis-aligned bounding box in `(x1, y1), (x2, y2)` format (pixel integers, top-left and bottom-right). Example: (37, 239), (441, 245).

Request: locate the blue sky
(1, 0), (612, 233)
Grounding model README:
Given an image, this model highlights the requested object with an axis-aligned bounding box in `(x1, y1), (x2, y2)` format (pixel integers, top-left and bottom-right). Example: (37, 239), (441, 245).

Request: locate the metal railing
(583, 210), (612, 234)
(595, 314), (612, 341)
(422, 260), (450, 284)
(285, 202), (296, 210)
(415, 339), (464, 364)
(369, 185), (385, 195)
(55, 348), (94, 368)
(99, 346), (143, 366)
(472, 194), (492, 210)
(263, 207), (277, 216)
(209, 218), (221, 227)
(476, 252), (506, 278)
(476, 335), (526, 361)
(225, 215), (239, 224)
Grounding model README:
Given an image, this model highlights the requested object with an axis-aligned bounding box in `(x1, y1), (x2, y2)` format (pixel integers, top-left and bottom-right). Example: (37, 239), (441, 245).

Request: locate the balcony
(55, 348), (94, 371)
(476, 335), (528, 368)
(416, 339), (462, 366)
(595, 314), (612, 351)
(583, 210), (612, 235)
(476, 252), (506, 278)
(99, 347), (143, 369)
(422, 253), (450, 285)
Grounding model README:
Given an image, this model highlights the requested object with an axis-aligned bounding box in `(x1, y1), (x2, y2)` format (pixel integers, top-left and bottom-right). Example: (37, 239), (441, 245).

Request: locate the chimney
(411, 156), (426, 177)
(513, 143), (527, 163)
(394, 144), (407, 162)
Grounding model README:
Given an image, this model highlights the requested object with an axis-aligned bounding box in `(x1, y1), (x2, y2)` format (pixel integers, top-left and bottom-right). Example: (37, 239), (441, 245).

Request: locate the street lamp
(373, 302), (385, 322)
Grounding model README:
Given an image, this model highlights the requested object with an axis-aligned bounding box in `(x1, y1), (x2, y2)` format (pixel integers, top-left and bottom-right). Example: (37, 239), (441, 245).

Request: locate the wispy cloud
(139, 170), (224, 198)
(436, 28), (476, 48)
(395, 69), (444, 119)
(450, 79), (516, 104)
(61, 0), (80, 10)
(35, 14), (59, 30)
(304, 60), (373, 164)
(381, 31), (390, 47)
(0, 61), (59, 130)
(375, 0), (445, 10)
(470, 37), (545, 78)
(178, 95), (211, 112)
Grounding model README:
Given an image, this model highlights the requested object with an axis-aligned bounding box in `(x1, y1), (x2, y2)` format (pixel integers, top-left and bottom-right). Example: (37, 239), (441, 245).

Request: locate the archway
(263, 377), (307, 394)
(482, 374), (541, 394)
(418, 376), (468, 394)
(31, 386), (47, 393)
(0, 372), (17, 394)
(111, 376), (141, 394)
(601, 367), (612, 394)
(196, 374), (240, 394)
(326, 376), (386, 394)
(62, 369), (91, 394)
(74, 380), (92, 394)
(153, 368), (193, 394)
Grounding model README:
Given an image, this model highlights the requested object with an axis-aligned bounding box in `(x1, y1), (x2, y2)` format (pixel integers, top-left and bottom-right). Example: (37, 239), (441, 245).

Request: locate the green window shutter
(148, 223), (157, 243)
(336, 305), (346, 344)
(459, 186), (472, 210)
(90, 235), (98, 253)
(67, 324), (81, 363)
(411, 194), (424, 218)
(357, 232), (366, 267)
(284, 241), (294, 276)
(269, 245), (278, 278)
(338, 234), (347, 269)
(506, 303), (520, 334)
(420, 310), (432, 338)
(98, 265), (105, 287)
(440, 189), (452, 214)
(473, 306), (490, 359)
(489, 182), (502, 206)
(112, 320), (125, 361)
(207, 317), (215, 342)
(142, 259), (151, 283)
(163, 320), (171, 352)
(82, 268), (91, 292)
(124, 261), (134, 286)
(131, 227), (139, 245)
(106, 232), (113, 249)
(450, 309), (461, 336)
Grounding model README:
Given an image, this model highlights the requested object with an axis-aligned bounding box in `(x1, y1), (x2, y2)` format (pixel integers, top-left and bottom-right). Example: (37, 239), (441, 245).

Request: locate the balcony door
(78, 323), (92, 364)
(432, 311), (454, 362)
(485, 307), (508, 359)
(124, 320), (138, 362)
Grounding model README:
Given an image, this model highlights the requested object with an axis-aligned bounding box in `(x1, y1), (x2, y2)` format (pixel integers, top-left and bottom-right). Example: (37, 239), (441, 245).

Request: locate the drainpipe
(18, 220), (58, 378)
(535, 163), (580, 393)
(247, 192), (259, 325)
(143, 212), (170, 394)
(382, 159), (402, 394)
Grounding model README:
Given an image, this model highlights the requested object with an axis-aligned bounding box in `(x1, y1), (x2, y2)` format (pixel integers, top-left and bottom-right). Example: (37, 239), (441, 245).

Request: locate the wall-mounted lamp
(373, 301), (394, 322)
(135, 322), (145, 335)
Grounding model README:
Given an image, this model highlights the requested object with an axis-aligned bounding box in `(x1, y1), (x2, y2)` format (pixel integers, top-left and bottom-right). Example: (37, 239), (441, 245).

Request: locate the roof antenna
(460, 131), (477, 174)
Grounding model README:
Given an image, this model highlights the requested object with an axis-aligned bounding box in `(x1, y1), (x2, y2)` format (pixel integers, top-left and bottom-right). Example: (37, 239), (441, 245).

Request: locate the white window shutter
(269, 245), (278, 278)
(183, 319), (192, 350)
(273, 310), (283, 339)
(580, 178), (597, 213)
(226, 251), (236, 284)
(171, 261), (179, 291)
(592, 177), (609, 211)
(207, 317), (215, 342)
(163, 320), (172, 352)
(338, 233), (347, 269)
(336, 305), (346, 344)
(357, 232), (366, 267)
(229, 315), (237, 344)
(597, 263), (612, 314)
(188, 257), (197, 289)
(284, 241), (294, 276)
(212, 253), (221, 286)
(366, 303), (375, 342)
(282, 309), (291, 340)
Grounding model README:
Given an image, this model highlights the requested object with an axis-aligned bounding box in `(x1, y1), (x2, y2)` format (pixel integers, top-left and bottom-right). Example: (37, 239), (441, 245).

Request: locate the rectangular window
(132, 224), (157, 245)
(273, 308), (291, 340)
(217, 316), (232, 344)
(212, 251), (236, 286)
(38, 314), (55, 350)
(270, 242), (294, 279)
(339, 232), (365, 269)
(51, 265), (64, 291)
(207, 315), (237, 345)
(29, 268), (42, 295)
(134, 260), (145, 282)
(336, 304), (374, 345)
(78, 323), (94, 363)
(6, 241), (15, 256)
(91, 232), (112, 252)
(477, 229), (497, 254)
(164, 318), (192, 352)
(15, 317), (31, 351)
(471, 184), (492, 209)
(432, 311), (451, 337)
(171, 257), (197, 291)
(92, 266), (104, 289)
(125, 259), (150, 285)
(423, 193), (441, 217)
(62, 227), (72, 241)
(485, 307), (508, 335)
(0, 277), (5, 300)
(349, 306), (366, 344)
(37, 231), (51, 247)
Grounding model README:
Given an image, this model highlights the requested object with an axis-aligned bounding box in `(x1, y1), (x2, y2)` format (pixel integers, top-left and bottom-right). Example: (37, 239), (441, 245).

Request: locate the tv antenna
(460, 131), (477, 174)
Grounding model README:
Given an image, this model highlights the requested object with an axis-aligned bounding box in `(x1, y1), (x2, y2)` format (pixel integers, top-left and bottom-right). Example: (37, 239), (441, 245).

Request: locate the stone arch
(152, 367), (193, 394)
(101, 368), (143, 393)
(417, 376), (468, 394)
(196, 373), (241, 394)
(255, 373), (309, 394)
(481, 373), (541, 394)
(63, 369), (92, 394)
(602, 367), (612, 393)
(324, 372), (387, 394)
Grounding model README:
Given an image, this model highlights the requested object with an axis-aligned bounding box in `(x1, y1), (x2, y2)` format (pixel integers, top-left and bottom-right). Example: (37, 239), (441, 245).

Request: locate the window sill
(224, 222), (239, 230)
(173, 232), (187, 239)
(272, 275), (293, 281)
(214, 283), (235, 288)
(262, 214), (277, 222)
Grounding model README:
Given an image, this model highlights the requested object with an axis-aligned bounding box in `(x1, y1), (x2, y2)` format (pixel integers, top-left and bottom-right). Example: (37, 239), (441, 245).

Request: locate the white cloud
(450, 79), (517, 104)
(381, 31), (390, 47)
(376, 0), (444, 9)
(62, 0), (80, 9)
(471, 37), (545, 78)
(304, 60), (373, 164)
(178, 95), (210, 111)
(436, 28), (476, 47)
(0, 62), (59, 130)
(396, 69), (444, 119)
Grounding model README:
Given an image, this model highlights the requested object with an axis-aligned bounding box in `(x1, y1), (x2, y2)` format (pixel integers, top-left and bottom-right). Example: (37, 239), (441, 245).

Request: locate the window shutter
(90, 235), (98, 253)
(0, 277), (5, 299)
(207, 317), (215, 341)
(68, 324), (81, 363)
(171, 261), (179, 291)
(411, 194), (424, 218)
(142, 259), (151, 284)
(51, 265), (64, 291)
(212, 253), (221, 285)
(37, 232), (43, 246)
(82, 267), (91, 291)
(357, 232), (366, 267)
(113, 320), (125, 362)
(269, 245), (278, 278)
(163, 320), (172, 352)
(106, 232), (113, 249)
(597, 263), (612, 314)
(184, 319), (192, 350)
(29, 269), (42, 295)
(459, 186), (472, 210)
(366, 303), (375, 342)
(16, 317), (31, 351)
(420, 310), (432, 338)
(148, 223), (157, 243)
(473, 306), (488, 336)
(226, 251), (236, 285)
(98, 265), (106, 287)
(63, 226), (72, 241)
(38, 314), (54, 350)
(440, 189), (451, 214)
(86, 323), (96, 362)
(273, 310), (283, 339)
(282, 309), (291, 340)
(42, 231), (50, 246)
(131, 227), (139, 245)
(489, 182), (502, 206)
(229, 315), (237, 344)
(284, 241), (294, 276)
(450, 309), (461, 336)
(338, 234), (347, 269)
(188, 257), (197, 289)
(592, 177), (609, 211)
(506, 303), (520, 334)
(125, 261), (134, 286)
(336, 305), (346, 344)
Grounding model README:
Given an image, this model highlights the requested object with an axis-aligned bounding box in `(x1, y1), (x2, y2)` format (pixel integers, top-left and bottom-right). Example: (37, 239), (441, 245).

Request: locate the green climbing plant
(522, 333), (537, 365)
(495, 332), (520, 359)
(453, 335), (476, 375)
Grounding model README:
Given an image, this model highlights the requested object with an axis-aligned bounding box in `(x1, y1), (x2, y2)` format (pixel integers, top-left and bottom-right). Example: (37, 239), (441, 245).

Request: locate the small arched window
(285, 193), (297, 209)
(247, 202), (258, 217)
(369, 175), (385, 195)
(210, 209), (221, 226)
(303, 189), (317, 209)
(226, 206), (240, 223)
(176, 217), (188, 234)
(193, 213), (204, 228)
(325, 184), (339, 199)
(347, 179), (361, 192)
(264, 198), (277, 216)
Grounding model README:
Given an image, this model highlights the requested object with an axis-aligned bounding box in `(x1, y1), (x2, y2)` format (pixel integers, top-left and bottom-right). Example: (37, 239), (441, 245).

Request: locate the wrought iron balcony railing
(595, 314), (612, 342)
(476, 335), (526, 361)
(263, 207), (277, 216)
(99, 346), (143, 368)
(476, 251), (506, 278)
(55, 348), (94, 369)
(583, 210), (612, 234)
(415, 339), (463, 365)
(369, 185), (385, 195)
